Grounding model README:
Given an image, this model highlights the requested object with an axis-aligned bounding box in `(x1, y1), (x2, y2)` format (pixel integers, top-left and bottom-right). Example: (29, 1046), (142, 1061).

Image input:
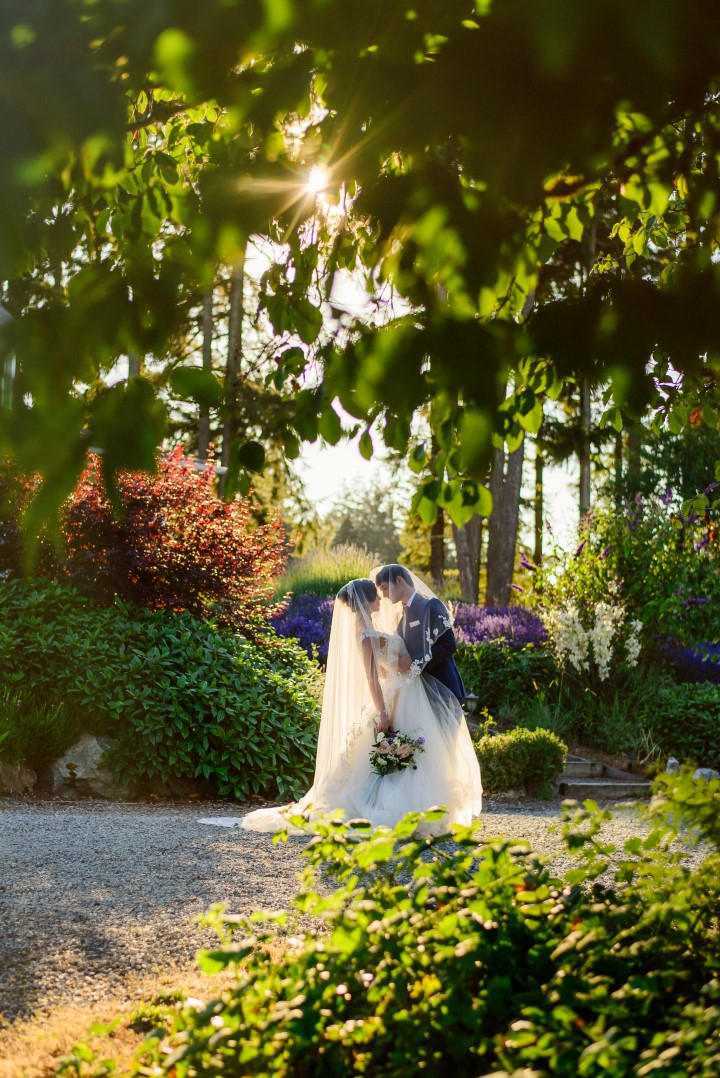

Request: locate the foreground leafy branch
(4, 1), (720, 528)
(58, 774), (720, 1077)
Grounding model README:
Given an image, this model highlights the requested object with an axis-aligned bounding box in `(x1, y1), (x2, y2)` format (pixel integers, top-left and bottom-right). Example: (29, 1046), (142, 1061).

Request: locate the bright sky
(297, 438), (580, 552)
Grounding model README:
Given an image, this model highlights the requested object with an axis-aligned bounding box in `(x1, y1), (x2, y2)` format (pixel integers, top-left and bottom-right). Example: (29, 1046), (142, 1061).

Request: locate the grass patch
(0, 963), (240, 1078)
(275, 544), (376, 599)
(0, 691), (82, 772)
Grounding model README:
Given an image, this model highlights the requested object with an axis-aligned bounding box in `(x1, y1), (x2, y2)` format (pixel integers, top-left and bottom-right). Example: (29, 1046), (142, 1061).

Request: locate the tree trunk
(534, 429), (544, 566)
(614, 429), (623, 509)
(128, 352), (141, 378)
(219, 251), (246, 496)
(453, 515), (482, 603)
(428, 434), (445, 587)
(628, 424), (642, 477)
(486, 440), (525, 606)
(198, 286), (214, 461)
(429, 507), (445, 589)
(579, 374), (591, 517)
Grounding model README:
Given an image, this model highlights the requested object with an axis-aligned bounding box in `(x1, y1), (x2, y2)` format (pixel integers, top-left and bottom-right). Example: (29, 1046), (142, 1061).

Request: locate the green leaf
(291, 296), (323, 345)
(89, 378), (167, 504)
(355, 836), (395, 867)
(283, 431), (300, 459)
(622, 174), (648, 208)
(359, 430), (373, 459)
(325, 922), (364, 953)
(518, 398), (543, 435)
(265, 293), (290, 336)
(546, 368), (564, 401)
(544, 216), (567, 243)
(237, 441), (266, 473)
(474, 482), (492, 516)
(565, 205), (584, 242)
(412, 492), (438, 526)
(169, 366), (223, 408)
(198, 948), (244, 974)
(153, 28), (197, 95)
(317, 406), (342, 445)
(279, 346), (306, 375)
(457, 408), (491, 475)
(409, 444), (427, 474)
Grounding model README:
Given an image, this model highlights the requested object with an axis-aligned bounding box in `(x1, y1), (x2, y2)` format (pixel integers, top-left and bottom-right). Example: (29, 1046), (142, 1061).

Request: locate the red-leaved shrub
(0, 461), (58, 576)
(62, 447), (288, 632)
(1, 448), (289, 635)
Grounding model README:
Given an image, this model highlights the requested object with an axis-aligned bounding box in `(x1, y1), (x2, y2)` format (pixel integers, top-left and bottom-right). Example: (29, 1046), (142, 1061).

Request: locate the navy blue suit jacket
(399, 595), (465, 703)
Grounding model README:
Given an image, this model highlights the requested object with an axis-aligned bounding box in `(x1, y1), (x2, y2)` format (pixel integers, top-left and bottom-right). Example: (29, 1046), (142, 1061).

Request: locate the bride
(201, 568), (482, 834)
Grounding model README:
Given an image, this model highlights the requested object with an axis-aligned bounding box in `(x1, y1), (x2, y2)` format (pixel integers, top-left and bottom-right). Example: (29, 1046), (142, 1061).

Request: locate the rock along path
(0, 794), (691, 1028)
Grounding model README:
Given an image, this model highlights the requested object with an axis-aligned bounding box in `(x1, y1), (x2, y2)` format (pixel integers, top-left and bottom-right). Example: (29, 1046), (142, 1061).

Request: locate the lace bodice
(360, 628), (409, 667)
(359, 629), (422, 692)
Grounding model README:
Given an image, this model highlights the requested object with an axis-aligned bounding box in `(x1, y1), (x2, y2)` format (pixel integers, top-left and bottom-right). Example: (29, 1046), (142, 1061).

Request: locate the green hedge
(476, 727), (567, 796)
(646, 681), (720, 768)
(0, 579), (320, 800)
(456, 641), (558, 716)
(59, 774), (720, 1078)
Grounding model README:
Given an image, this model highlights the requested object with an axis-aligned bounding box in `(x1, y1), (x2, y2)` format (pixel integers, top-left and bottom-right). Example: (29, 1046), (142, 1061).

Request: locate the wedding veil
(213, 568), (475, 834)
(311, 578), (379, 802)
(240, 568), (461, 832)
(297, 569), (456, 811)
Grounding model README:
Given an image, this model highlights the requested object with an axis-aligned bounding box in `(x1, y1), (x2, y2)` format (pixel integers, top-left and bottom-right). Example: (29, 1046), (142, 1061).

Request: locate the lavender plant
(271, 592), (334, 666)
(273, 599), (549, 671)
(655, 639), (720, 684)
(451, 604), (547, 648)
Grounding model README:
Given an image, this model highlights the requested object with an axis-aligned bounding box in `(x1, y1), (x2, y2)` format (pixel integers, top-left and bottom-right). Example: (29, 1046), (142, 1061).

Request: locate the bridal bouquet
(369, 730), (425, 777)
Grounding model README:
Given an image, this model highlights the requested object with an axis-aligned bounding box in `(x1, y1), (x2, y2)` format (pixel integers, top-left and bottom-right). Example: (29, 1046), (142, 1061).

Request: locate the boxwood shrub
(476, 727), (567, 796)
(0, 579), (319, 800)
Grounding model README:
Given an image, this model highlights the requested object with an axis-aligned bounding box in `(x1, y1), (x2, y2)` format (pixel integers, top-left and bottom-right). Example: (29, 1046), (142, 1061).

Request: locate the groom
(375, 564), (465, 704)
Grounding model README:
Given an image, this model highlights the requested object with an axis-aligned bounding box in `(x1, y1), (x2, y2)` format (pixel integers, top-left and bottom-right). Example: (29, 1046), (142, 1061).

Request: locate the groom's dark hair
(375, 564), (412, 587)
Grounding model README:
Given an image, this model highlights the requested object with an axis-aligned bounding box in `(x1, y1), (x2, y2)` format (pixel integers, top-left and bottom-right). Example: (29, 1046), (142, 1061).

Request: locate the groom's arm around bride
(411, 594), (466, 704)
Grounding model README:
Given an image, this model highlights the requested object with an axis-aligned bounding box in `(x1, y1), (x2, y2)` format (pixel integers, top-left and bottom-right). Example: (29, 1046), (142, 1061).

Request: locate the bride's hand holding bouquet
(375, 707), (392, 734)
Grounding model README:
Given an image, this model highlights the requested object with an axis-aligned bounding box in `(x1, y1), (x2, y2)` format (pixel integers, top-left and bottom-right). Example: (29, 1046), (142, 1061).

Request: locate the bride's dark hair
(337, 578), (377, 611)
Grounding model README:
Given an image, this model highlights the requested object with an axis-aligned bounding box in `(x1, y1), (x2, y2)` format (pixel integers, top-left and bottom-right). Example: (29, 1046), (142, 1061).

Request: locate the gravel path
(0, 794), (694, 1028)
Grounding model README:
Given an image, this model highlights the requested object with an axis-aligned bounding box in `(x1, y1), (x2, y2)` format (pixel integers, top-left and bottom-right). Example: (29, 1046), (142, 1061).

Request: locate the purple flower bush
(272, 593), (334, 666)
(656, 638), (720, 684)
(452, 605), (547, 649)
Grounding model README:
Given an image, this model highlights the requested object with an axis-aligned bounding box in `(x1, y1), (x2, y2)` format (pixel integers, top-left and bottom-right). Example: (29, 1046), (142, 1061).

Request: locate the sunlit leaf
(359, 430), (373, 459)
(237, 440), (266, 472)
(317, 406), (342, 444)
(169, 366), (223, 408)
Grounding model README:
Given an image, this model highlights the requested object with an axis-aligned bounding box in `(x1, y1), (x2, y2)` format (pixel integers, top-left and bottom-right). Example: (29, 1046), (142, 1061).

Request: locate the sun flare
(306, 165), (329, 195)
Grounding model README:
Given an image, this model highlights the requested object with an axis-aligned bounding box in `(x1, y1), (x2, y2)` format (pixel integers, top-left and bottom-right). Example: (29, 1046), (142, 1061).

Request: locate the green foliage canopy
(3, 0), (720, 524)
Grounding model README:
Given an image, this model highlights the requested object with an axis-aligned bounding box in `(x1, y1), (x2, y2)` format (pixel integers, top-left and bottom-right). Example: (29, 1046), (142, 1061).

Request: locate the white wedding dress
(335, 629), (482, 829)
(199, 570), (482, 836)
